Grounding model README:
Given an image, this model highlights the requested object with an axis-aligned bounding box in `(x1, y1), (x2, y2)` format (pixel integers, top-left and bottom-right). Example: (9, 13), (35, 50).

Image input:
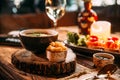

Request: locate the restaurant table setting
(0, 0), (120, 79)
(0, 25), (120, 80)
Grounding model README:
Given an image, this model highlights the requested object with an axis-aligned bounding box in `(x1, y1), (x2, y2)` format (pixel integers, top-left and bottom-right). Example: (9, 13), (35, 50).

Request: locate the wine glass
(45, 0), (66, 29)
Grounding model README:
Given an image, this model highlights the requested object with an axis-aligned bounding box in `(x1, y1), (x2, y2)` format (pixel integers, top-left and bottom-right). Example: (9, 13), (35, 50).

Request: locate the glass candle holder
(90, 21), (111, 41)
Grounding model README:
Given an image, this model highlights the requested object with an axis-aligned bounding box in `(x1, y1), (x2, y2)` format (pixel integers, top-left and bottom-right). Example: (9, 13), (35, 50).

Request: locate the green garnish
(67, 32), (88, 46)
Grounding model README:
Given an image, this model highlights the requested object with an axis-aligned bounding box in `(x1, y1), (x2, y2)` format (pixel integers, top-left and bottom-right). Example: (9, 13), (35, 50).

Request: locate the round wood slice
(11, 49), (76, 76)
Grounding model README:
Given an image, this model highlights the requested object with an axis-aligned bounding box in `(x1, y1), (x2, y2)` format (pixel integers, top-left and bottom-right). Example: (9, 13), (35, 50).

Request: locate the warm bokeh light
(90, 21), (111, 41)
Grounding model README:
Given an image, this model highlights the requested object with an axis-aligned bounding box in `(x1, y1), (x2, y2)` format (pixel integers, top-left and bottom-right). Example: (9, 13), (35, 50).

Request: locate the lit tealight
(90, 21), (111, 41)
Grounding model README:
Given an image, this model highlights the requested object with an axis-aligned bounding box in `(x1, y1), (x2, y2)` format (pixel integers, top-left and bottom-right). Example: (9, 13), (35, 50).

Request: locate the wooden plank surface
(0, 46), (93, 80)
(0, 27), (90, 80)
(0, 26), (120, 80)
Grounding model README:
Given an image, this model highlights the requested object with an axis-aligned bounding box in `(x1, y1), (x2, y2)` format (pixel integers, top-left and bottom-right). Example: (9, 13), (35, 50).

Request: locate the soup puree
(25, 32), (50, 37)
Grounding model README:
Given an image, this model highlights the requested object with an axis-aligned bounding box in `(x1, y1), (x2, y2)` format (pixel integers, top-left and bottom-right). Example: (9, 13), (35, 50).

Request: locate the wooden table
(0, 26), (120, 80)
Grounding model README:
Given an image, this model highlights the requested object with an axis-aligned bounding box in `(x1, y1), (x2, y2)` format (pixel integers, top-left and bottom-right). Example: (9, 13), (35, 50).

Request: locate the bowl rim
(19, 29), (58, 37)
(93, 52), (115, 60)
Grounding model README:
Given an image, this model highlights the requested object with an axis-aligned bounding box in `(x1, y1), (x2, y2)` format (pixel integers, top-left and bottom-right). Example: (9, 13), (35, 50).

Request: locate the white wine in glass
(45, 0), (66, 29)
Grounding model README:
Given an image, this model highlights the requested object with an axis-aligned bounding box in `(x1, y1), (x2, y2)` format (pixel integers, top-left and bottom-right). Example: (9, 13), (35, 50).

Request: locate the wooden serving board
(11, 49), (76, 76)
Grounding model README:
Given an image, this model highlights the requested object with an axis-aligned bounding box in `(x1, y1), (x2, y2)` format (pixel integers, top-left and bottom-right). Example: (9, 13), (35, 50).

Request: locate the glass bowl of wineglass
(45, 0), (66, 29)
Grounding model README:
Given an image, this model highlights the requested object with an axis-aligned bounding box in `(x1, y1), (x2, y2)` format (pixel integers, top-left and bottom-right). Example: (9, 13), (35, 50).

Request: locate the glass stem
(53, 21), (57, 30)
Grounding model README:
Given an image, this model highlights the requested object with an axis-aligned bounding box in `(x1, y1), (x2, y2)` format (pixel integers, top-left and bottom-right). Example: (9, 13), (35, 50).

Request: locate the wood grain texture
(11, 49), (76, 76)
(0, 27), (120, 79)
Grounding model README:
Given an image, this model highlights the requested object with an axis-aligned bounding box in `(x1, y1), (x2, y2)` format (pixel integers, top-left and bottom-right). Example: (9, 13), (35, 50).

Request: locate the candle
(90, 21), (111, 41)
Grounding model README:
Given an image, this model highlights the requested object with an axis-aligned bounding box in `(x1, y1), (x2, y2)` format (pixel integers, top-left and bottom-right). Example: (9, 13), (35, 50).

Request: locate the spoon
(79, 64), (118, 80)
(97, 64), (118, 76)
(93, 64), (118, 79)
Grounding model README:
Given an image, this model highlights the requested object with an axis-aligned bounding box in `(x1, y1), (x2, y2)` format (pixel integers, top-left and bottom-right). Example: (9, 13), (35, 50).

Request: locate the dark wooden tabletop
(0, 26), (120, 80)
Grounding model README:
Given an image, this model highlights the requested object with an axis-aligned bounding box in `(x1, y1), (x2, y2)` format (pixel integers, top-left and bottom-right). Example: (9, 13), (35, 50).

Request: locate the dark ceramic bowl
(19, 29), (58, 54)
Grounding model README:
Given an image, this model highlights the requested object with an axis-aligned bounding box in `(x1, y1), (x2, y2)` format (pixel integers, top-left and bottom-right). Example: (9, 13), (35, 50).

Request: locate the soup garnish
(26, 32), (50, 37)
